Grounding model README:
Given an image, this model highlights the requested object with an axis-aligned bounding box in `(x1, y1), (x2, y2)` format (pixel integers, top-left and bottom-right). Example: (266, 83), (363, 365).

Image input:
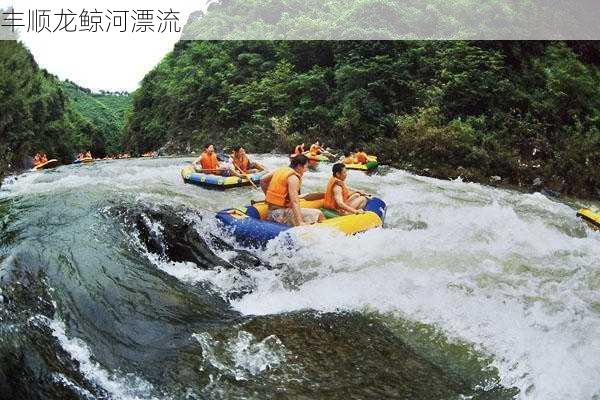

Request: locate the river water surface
(0, 156), (599, 400)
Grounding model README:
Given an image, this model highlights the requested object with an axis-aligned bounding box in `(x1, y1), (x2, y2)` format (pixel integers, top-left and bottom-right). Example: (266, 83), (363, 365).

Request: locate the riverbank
(157, 137), (600, 202)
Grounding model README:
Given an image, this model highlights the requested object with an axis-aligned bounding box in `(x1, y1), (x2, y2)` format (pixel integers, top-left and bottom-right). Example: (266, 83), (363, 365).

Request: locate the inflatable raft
(345, 155), (379, 171)
(73, 157), (94, 164)
(577, 208), (600, 230)
(32, 159), (58, 171)
(216, 196), (386, 246)
(303, 152), (331, 162)
(181, 165), (266, 190)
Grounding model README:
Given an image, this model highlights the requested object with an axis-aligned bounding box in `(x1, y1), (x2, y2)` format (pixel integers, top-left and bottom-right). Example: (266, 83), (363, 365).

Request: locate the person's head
(357, 148), (364, 153)
(315, 140), (320, 146)
(332, 163), (347, 181)
(289, 154), (309, 175)
(233, 146), (245, 156)
(204, 144), (214, 153)
(344, 151), (352, 157)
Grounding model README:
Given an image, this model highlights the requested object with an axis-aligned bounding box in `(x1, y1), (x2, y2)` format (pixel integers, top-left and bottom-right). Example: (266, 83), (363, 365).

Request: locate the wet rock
(541, 188), (560, 198)
(110, 204), (231, 269)
(108, 203), (270, 274)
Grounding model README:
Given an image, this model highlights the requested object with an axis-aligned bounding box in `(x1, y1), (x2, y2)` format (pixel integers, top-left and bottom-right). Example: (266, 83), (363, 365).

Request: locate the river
(1, 156), (598, 400)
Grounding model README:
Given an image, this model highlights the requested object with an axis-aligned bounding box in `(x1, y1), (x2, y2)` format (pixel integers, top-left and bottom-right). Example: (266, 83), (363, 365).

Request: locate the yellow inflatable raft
(344, 155), (379, 171)
(216, 196), (387, 245)
(32, 159), (58, 171)
(577, 208), (600, 230)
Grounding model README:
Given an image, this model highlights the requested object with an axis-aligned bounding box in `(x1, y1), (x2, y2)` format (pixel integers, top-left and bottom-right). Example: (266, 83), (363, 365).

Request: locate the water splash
(192, 330), (289, 381)
(50, 318), (166, 400)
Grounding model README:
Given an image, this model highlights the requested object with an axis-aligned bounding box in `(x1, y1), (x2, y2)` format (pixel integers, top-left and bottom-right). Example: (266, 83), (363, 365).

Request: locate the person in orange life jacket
(33, 152), (47, 166)
(341, 151), (357, 165)
(308, 141), (321, 156)
(85, 151), (92, 159)
(290, 143), (305, 158)
(193, 143), (240, 176)
(309, 140), (335, 159)
(324, 163), (369, 215)
(355, 148), (368, 164)
(231, 146), (264, 174)
(260, 154), (325, 226)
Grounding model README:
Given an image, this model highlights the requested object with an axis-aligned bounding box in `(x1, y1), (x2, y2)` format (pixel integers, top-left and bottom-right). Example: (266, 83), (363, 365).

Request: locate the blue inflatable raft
(216, 196), (386, 246)
(181, 165), (266, 190)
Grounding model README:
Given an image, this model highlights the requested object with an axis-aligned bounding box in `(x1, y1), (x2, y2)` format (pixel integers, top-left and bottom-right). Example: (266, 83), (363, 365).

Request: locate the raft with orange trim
(216, 196), (386, 246)
(181, 165), (266, 190)
(32, 159), (58, 171)
(302, 152), (330, 162)
(344, 155), (378, 171)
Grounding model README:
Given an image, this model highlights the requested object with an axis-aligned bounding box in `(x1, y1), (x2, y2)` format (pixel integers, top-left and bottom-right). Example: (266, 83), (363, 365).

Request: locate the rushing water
(0, 156), (598, 400)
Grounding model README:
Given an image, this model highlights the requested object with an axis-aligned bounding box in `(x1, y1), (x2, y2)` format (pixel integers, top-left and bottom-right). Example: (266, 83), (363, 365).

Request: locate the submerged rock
(167, 311), (519, 400)
(0, 257), (108, 400)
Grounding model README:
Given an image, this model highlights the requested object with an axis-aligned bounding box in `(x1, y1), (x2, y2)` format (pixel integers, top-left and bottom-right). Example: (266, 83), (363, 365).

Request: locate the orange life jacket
(200, 151), (219, 170)
(324, 176), (350, 211)
(355, 152), (368, 164)
(265, 167), (302, 207)
(232, 154), (250, 172)
(309, 144), (320, 155)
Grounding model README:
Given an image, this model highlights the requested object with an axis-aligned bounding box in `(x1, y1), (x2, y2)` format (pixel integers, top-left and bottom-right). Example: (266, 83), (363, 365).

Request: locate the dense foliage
(62, 81), (131, 156)
(1, 41), (84, 171)
(124, 40), (599, 197)
(182, 0), (597, 40)
(0, 40), (131, 182)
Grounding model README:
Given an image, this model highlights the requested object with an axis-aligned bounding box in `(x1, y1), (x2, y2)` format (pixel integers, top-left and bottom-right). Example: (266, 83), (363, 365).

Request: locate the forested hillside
(61, 81), (131, 156)
(124, 41), (600, 197)
(0, 40), (131, 183)
(181, 0), (598, 40)
(0, 41), (92, 172)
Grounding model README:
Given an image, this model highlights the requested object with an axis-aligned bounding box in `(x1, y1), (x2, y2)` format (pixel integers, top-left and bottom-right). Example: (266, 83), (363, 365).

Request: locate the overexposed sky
(1, 0), (203, 92)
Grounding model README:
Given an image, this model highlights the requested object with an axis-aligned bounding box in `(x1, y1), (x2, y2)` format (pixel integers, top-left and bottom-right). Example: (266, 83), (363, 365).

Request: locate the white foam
(192, 330), (289, 381)
(50, 318), (166, 400)
(218, 171), (600, 400)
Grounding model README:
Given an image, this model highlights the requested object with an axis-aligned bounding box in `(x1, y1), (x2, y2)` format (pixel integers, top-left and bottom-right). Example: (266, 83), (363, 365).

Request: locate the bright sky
(1, 0), (203, 92)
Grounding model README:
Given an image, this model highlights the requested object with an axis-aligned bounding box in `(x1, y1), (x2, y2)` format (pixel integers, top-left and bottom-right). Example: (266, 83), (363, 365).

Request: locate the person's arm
(347, 184), (369, 197)
(228, 158), (244, 177)
(193, 154), (202, 166)
(287, 176), (305, 225)
(333, 186), (362, 214)
(260, 171), (274, 195)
